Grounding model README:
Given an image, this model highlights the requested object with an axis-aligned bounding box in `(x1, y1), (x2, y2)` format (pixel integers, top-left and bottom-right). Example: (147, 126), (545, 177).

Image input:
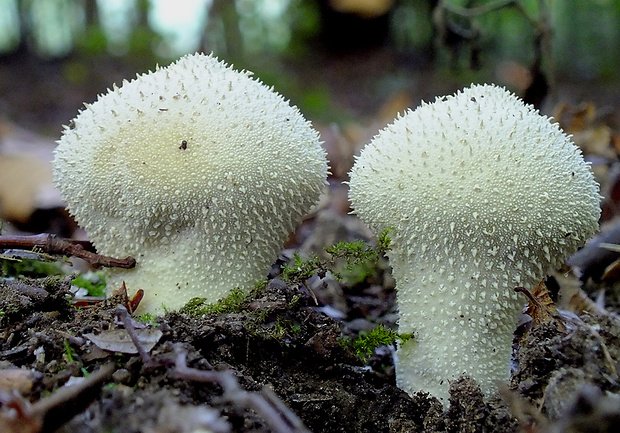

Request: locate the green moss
(1, 254), (64, 278)
(280, 229), (392, 287)
(63, 339), (88, 375)
(280, 253), (326, 284)
(42, 276), (64, 290)
(376, 228), (393, 254)
(287, 294), (302, 309)
(135, 312), (157, 325)
(63, 339), (77, 363)
(175, 230), (395, 348)
(177, 280), (306, 344)
(179, 285), (265, 317)
(342, 324), (413, 362)
(254, 279), (268, 291)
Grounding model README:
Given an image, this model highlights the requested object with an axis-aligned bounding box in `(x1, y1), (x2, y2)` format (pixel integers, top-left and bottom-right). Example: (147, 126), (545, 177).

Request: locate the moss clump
(135, 312), (158, 325)
(280, 253), (327, 284)
(180, 288), (248, 316)
(281, 228), (392, 286)
(342, 324), (412, 362)
(1, 253), (64, 278)
(179, 279), (272, 317)
(325, 228), (391, 269)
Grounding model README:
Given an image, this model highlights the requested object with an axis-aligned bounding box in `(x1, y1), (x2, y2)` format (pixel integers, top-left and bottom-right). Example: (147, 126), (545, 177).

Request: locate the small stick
(0, 234), (135, 269)
(115, 305), (154, 367)
(34, 363), (115, 432)
(171, 346), (311, 433)
(0, 363), (115, 433)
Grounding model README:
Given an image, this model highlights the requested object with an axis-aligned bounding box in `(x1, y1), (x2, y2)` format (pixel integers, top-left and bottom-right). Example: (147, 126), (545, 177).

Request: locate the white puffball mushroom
(53, 53), (328, 315)
(348, 84), (600, 405)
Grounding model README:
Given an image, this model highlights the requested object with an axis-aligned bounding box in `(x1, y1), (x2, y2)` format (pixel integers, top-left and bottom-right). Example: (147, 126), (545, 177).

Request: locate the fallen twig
(114, 307), (310, 432)
(0, 363), (115, 433)
(171, 345), (311, 433)
(0, 234), (135, 269)
(115, 305), (156, 367)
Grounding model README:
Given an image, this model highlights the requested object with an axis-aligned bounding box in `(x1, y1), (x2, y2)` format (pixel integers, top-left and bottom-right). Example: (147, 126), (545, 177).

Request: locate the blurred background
(1, 0), (620, 235)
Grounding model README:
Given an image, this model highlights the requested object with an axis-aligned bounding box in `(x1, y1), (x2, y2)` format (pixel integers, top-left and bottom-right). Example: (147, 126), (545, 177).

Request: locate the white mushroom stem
(391, 229), (538, 404)
(348, 84), (600, 405)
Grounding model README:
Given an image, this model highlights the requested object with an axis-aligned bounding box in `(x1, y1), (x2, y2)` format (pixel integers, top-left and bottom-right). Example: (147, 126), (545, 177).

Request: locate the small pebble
(112, 368), (132, 385)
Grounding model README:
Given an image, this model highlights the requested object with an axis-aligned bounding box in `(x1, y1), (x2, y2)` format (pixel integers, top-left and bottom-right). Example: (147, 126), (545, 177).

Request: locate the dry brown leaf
(0, 119), (62, 223)
(553, 102), (617, 159)
(611, 132), (620, 158)
(517, 281), (567, 332)
(553, 101), (596, 133)
(84, 328), (162, 354)
(0, 369), (41, 395)
(0, 155), (55, 223)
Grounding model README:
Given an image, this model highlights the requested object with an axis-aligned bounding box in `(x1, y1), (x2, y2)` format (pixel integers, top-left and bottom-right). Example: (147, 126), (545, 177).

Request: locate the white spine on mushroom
(348, 84), (600, 405)
(53, 53), (328, 314)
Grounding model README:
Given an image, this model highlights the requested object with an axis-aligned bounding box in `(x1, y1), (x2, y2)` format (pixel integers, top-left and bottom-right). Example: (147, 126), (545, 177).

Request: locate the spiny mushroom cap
(53, 53), (328, 314)
(348, 84), (600, 403)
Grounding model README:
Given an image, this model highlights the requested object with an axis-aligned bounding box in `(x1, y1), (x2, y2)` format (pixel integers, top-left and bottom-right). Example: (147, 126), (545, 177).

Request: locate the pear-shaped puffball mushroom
(53, 53), (328, 315)
(348, 84), (600, 406)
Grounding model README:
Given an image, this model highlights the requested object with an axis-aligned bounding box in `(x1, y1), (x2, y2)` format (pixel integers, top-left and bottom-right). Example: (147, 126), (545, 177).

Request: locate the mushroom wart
(348, 84), (600, 405)
(53, 53), (328, 315)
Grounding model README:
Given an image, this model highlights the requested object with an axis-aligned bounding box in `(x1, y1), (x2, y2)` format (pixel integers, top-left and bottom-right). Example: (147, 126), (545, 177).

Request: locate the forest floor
(2, 202), (620, 433)
(2, 52), (620, 433)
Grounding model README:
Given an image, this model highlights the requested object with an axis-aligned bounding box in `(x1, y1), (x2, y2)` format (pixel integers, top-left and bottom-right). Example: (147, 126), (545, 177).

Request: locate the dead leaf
(0, 119), (62, 224)
(0, 155), (56, 223)
(554, 101), (596, 133)
(0, 391), (42, 433)
(602, 257), (620, 283)
(516, 281), (567, 332)
(84, 328), (162, 354)
(0, 369), (42, 395)
(553, 102), (616, 160)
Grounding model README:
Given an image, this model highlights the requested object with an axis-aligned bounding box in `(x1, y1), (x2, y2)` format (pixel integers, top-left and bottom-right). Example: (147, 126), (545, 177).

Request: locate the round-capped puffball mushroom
(53, 53), (328, 315)
(348, 84), (600, 405)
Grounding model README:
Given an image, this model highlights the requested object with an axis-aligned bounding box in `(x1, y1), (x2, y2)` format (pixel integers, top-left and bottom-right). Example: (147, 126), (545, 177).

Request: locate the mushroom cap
(53, 53), (328, 314)
(349, 83), (600, 284)
(348, 83), (600, 402)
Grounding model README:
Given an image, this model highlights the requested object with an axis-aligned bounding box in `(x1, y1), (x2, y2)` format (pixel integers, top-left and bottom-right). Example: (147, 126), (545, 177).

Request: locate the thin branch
(171, 345), (312, 433)
(34, 363), (115, 432)
(115, 305), (155, 367)
(0, 234), (135, 269)
(0, 363), (115, 433)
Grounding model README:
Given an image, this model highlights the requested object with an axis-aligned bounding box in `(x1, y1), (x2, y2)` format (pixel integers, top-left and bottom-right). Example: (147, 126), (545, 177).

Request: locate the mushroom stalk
(348, 84), (600, 405)
(390, 232), (535, 404)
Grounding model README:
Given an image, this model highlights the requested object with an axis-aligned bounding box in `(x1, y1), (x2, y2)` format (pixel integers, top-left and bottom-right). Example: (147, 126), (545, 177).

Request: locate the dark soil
(2, 208), (620, 433)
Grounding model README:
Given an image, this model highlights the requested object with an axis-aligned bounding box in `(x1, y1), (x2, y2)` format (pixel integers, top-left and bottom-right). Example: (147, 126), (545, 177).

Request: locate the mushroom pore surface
(53, 53), (328, 314)
(348, 84), (600, 405)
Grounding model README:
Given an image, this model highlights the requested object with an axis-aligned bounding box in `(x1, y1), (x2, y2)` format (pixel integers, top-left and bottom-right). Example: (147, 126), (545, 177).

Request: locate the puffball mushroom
(53, 53), (328, 315)
(348, 84), (600, 405)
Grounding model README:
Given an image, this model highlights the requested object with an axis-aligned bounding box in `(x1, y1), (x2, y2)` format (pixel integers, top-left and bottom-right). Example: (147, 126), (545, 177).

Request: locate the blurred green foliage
(0, 0), (618, 128)
(71, 271), (106, 297)
(0, 0), (618, 80)
(1, 254), (63, 278)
